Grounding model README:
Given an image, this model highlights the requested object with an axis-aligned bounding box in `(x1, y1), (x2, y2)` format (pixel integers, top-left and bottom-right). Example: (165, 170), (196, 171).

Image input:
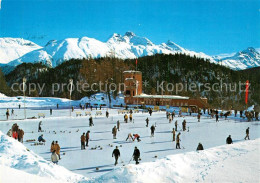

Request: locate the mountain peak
(124, 31), (136, 37)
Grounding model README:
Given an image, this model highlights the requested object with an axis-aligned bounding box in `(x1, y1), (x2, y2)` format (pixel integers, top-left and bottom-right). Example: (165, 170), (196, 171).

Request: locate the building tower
(124, 71), (142, 104)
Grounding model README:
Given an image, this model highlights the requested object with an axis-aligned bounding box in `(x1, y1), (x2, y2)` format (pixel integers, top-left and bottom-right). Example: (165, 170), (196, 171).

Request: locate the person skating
(196, 143), (204, 151)
(175, 120), (178, 131)
(129, 113), (133, 122)
(244, 127), (250, 140)
(50, 141), (55, 152)
(117, 120), (120, 131)
(11, 109), (14, 115)
(54, 141), (61, 159)
(176, 133), (181, 149)
(89, 116), (94, 126)
(182, 120), (186, 131)
(149, 108), (152, 116)
(17, 128), (24, 143)
(112, 146), (120, 166)
(226, 135), (233, 144)
(197, 113), (201, 122)
(133, 134), (141, 142)
(145, 117), (149, 127)
(112, 126), (117, 139)
(6, 109), (10, 120)
(86, 131), (90, 146)
(124, 114), (128, 123)
(150, 125), (155, 137)
(106, 111), (109, 118)
(216, 114), (219, 122)
(56, 103), (59, 109)
(18, 104), (21, 109)
(133, 147), (140, 165)
(38, 134), (46, 142)
(171, 128), (176, 141)
(126, 133), (134, 141)
(38, 121), (42, 132)
(166, 111), (169, 119)
(169, 115), (172, 123)
(51, 150), (59, 164)
(50, 108), (52, 115)
(172, 111), (175, 118)
(81, 133), (86, 150)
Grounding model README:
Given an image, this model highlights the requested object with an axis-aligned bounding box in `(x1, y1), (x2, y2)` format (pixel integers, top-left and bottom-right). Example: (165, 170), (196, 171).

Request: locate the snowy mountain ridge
(0, 38), (42, 64)
(213, 47), (260, 70)
(0, 33), (259, 71)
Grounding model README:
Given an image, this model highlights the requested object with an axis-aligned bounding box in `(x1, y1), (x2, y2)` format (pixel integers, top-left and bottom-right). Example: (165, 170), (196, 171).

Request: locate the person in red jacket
(133, 134), (141, 142)
(12, 131), (18, 139)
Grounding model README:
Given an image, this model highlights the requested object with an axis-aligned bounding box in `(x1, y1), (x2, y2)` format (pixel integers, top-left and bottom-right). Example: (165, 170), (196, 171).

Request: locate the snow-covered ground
(92, 138), (260, 183)
(0, 106), (259, 181)
(0, 131), (86, 182)
(0, 93), (124, 110)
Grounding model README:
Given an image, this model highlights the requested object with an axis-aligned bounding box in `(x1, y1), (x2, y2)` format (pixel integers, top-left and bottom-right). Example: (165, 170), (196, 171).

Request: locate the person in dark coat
(216, 114), (219, 122)
(38, 134), (46, 142)
(150, 125), (155, 137)
(244, 127), (250, 140)
(18, 128), (24, 143)
(133, 146), (140, 165)
(145, 118), (149, 127)
(176, 133), (181, 149)
(117, 120), (120, 131)
(196, 143), (204, 151)
(112, 146), (120, 166)
(89, 117), (94, 126)
(86, 131), (90, 146)
(226, 135), (233, 144)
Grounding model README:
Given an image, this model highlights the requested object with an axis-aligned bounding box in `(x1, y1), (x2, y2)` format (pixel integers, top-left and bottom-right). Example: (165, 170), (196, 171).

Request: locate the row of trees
(2, 53), (259, 110)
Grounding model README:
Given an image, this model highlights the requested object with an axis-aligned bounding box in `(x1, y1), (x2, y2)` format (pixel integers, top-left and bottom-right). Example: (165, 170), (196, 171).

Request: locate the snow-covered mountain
(1, 33), (259, 71)
(5, 32), (216, 68)
(213, 47), (260, 70)
(0, 38), (42, 64)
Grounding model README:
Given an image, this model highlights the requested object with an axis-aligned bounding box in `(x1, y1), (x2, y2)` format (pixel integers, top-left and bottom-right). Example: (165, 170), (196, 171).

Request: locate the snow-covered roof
(133, 94), (189, 100)
(125, 78), (135, 80)
(123, 70), (141, 73)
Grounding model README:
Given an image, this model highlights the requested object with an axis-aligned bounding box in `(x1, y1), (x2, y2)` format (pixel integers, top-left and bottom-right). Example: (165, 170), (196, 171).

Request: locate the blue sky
(0, 0), (259, 55)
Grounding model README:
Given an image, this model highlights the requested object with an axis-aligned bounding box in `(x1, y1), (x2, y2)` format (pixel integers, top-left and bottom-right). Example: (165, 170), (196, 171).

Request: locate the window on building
(126, 90), (130, 95)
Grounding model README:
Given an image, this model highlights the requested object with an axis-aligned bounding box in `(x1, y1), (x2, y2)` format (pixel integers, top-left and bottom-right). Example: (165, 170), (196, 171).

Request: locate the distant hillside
(5, 54), (259, 109)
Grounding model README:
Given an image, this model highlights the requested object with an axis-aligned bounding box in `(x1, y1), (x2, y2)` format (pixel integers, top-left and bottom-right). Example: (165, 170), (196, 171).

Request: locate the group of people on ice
(7, 123), (24, 143)
(112, 146), (141, 165)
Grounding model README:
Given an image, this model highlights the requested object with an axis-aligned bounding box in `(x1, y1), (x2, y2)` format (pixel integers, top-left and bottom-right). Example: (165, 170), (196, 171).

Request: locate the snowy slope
(93, 139), (260, 183)
(214, 47), (260, 70)
(0, 131), (87, 182)
(0, 92), (7, 98)
(0, 165), (61, 183)
(6, 32), (216, 68)
(0, 38), (42, 64)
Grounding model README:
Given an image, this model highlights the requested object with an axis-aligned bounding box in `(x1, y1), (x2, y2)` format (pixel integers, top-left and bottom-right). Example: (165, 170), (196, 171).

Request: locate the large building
(124, 70), (208, 109)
